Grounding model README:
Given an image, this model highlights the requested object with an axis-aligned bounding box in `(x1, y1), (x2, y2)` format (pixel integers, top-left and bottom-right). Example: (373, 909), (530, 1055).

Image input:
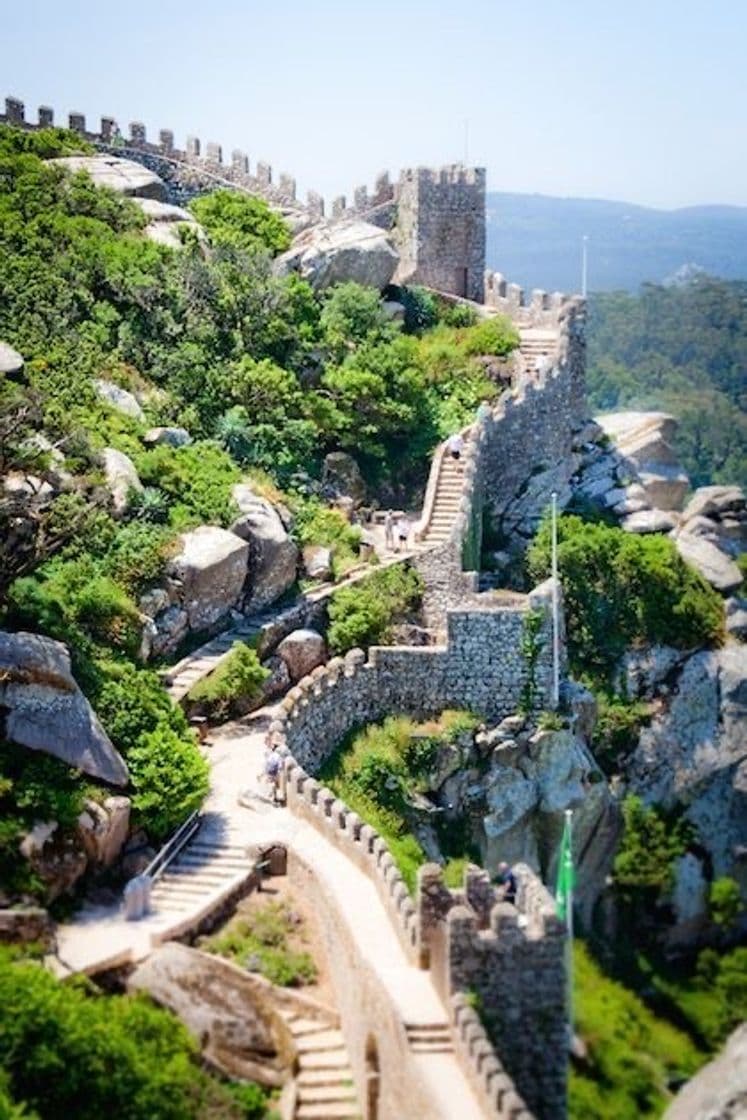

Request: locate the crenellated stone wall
(273, 588), (557, 775)
(421, 864), (566, 1120)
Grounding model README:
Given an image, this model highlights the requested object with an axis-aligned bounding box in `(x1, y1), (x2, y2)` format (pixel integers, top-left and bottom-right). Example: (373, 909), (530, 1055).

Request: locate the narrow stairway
(280, 1010), (361, 1120)
(420, 435), (469, 546)
(405, 1022), (454, 1055)
(148, 831), (254, 916)
(518, 328), (558, 378)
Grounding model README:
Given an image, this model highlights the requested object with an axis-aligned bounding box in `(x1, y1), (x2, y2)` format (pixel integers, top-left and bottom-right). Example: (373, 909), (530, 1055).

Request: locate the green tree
(189, 189), (291, 254)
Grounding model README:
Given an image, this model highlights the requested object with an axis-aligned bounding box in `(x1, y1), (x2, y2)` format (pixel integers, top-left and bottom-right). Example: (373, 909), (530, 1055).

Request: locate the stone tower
(394, 165), (486, 301)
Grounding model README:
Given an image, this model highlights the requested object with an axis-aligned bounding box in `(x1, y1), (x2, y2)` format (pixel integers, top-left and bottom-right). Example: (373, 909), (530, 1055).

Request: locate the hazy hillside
(486, 191), (747, 293)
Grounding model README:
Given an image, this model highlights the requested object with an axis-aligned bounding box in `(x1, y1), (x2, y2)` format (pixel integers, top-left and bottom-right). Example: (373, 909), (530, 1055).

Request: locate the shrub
(292, 498), (362, 579)
(591, 695), (651, 768)
(135, 441), (240, 529)
(327, 564), (423, 654)
(189, 190), (291, 254)
(613, 796), (692, 897)
(397, 286), (439, 334)
(203, 899), (317, 988)
(127, 725), (209, 841)
(0, 953), (265, 1119)
(460, 315), (519, 357)
(708, 876), (743, 927)
(103, 522), (177, 595)
(527, 514), (724, 684)
(188, 642), (269, 720)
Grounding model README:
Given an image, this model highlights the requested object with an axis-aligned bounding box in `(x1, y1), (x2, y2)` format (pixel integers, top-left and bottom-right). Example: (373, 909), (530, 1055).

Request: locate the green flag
(555, 812), (575, 924)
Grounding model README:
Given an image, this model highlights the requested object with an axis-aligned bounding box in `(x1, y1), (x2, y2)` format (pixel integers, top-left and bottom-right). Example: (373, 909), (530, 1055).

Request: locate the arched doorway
(364, 1034), (380, 1120)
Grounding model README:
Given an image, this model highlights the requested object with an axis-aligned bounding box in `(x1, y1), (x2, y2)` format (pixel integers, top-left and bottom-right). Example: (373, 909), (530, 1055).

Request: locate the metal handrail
(141, 809), (202, 884)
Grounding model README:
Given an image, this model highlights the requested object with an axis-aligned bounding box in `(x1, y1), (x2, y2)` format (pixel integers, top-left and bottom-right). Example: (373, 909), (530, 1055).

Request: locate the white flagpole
(551, 491), (560, 709)
(565, 808), (575, 1043)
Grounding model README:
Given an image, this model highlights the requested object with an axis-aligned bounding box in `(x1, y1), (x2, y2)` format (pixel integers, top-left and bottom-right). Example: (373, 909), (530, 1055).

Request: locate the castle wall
(420, 865), (567, 1120)
(276, 589), (556, 776)
(287, 850), (451, 1120)
(394, 166), (486, 300)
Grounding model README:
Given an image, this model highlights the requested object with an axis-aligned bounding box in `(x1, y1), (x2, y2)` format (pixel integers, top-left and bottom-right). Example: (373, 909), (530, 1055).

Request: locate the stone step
(295, 1029), (346, 1053)
(298, 1048), (350, 1070)
(288, 1018), (336, 1037)
(296, 1102), (361, 1119)
(173, 855), (250, 871)
(297, 1084), (358, 1104)
(408, 1041), (454, 1053)
(298, 1068), (355, 1088)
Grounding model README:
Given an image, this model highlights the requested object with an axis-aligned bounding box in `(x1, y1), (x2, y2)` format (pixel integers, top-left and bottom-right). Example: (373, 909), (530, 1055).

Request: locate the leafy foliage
(189, 190), (291, 254)
(327, 564), (423, 654)
(708, 876), (743, 927)
(569, 941), (702, 1120)
(320, 711), (480, 890)
(613, 796), (692, 896)
(202, 898), (317, 987)
(187, 642), (270, 720)
(0, 953), (271, 1119)
(527, 513), (723, 684)
(291, 497), (361, 579)
(587, 278), (747, 490)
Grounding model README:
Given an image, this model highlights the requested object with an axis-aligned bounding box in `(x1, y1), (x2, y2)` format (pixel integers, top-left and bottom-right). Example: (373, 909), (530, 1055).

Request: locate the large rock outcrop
(229, 484), (298, 611)
(664, 1023), (747, 1120)
(167, 526), (249, 631)
(48, 155), (167, 201)
(102, 447), (143, 514)
(0, 630), (128, 786)
(132, 198), (204, 249)
(597, 411), (690, 511)
(93, 378), (144, 420)
(128, 944), (297, 1087)
(276, 219), (399, 291)
(0, 341), (24, 376)
(625, 642), (747, 895)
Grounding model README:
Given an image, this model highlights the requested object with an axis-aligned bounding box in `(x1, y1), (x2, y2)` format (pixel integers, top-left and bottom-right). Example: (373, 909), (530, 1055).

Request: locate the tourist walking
(447, 431), (465, 460)
(384, 510), (395, 551)
(264, 745), (282, 805)
(395, 516), (411, 552)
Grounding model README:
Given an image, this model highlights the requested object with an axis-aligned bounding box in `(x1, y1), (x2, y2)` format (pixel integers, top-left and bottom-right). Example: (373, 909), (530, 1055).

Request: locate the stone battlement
(484, 270), (584, 331)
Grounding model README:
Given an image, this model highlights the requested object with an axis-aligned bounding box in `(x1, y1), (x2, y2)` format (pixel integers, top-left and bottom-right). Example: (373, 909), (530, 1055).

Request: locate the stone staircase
(420, 437), (469, 546)
(280, 1011), (361, 1120)
(405, 1022), (454, 1055)
(148, 831), (254, 916)
(518, 328), (559, 377)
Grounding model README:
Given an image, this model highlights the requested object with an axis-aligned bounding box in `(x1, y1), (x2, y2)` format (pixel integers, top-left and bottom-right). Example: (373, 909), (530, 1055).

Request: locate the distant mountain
(486, 192), (747, 294)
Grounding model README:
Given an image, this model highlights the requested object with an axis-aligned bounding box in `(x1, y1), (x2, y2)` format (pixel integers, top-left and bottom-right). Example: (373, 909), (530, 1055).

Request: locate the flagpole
(565, 808), (574, 1041)
(551, 491), (560, 709)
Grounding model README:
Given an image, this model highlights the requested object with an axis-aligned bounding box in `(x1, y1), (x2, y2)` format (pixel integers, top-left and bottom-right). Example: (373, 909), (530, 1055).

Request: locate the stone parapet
(422, 864), (566, 1120)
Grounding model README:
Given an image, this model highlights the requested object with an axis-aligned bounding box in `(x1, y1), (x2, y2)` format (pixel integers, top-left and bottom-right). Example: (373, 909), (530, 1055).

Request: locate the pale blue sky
(4, 0), (746, 209)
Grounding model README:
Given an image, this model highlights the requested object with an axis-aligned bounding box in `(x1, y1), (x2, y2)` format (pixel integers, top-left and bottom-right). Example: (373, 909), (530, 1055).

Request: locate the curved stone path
(55, 708), (485, 1119)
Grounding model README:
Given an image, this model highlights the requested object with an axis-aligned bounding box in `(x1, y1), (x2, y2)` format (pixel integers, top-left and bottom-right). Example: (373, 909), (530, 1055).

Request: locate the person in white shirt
(446, 432), (465, 460)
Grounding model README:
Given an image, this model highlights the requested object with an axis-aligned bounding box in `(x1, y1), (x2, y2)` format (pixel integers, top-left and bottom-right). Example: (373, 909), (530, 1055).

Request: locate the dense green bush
(527, 514), (724, 683)
(460, 314), (519, 357)
(291, 498), (361, 579)
(187, 642), (269, 720)
(126, 726), (209, 841)
(135, 442), (240, 529)
(613, 796), (692, 897)
(189, 189), (291, 254)
(0, 953), (270, 1119)
(708, 876), (743, 927)
(327, 564), (423, 653)
(591, 694), (652, 769)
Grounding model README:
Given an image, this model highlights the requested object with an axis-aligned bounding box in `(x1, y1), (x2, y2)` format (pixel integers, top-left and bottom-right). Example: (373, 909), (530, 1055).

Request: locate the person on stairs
(384, 509), (395, 551)
(447, 431), (465, 460)
(494, 861), (517, 905)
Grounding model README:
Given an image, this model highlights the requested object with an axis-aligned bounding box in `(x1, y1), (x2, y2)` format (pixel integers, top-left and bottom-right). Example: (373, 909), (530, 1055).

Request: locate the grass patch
(201, 898), (317, 988)
(319, 711), (480, 891)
